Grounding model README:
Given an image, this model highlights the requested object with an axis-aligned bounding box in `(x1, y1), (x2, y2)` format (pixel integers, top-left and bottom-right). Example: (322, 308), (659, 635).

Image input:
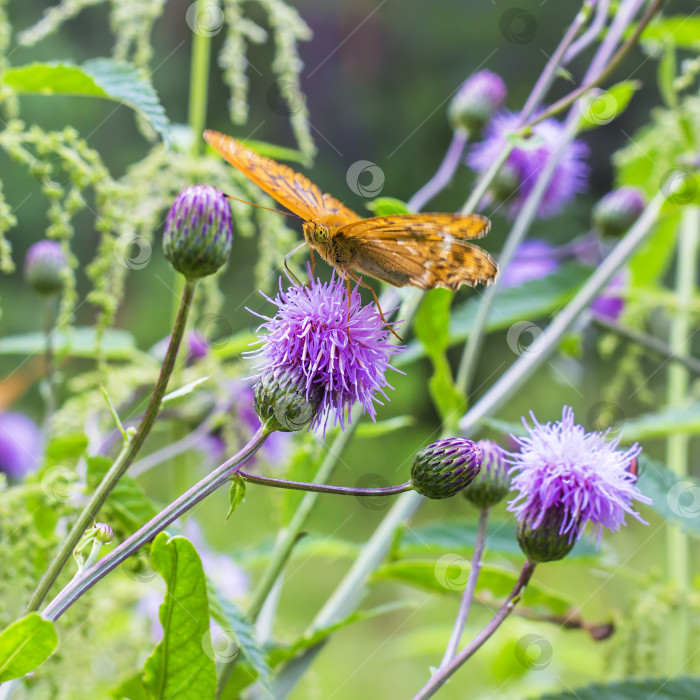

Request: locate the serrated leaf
(0, 327), (136, 359)
(87, 456), (158, 535)
(226, 474), (246, 522)
(619, 402), (700, 441)
(162, 376), (210, 404)
(375, 559), (573, 615)
(535, 676), (700, 700)
(0, 613), (58, 681)
(2, 59), (171, 143)
(579, 81), (640, 131)
(142, 534), (216, 699)
(636, 456), (700, 538)
(206, 581), (271, 689)
(356, 415), (415, 437)
(366, 197), (411, 216)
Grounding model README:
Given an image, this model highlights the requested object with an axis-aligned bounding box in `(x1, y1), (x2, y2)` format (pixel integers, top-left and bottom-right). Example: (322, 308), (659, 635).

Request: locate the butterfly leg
(284, 242), (306, 285)
(346, 271), (403, 342)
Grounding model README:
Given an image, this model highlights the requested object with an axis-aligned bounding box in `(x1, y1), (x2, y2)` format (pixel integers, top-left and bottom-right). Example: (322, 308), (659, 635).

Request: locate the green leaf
(143, 534), (216, 699)
(636, 456), (700, 538)
(0, 613), (58, 681)
(366, 197), (411, 216)
(87, 456), (158, 535)
(535, 676), (700, 700)
(629, 212), (679, 286)
(225, 474), (246, 522)
(162, 376), (210, 404)
(641, 15), (700, 50)
(356, 415), (415, 437)
(579, 81), (640, 131)
(237, 139), (306, 164)
(210, 330), (256, 360)
(45, 432), (88, 462)
(206, 581), (271, 689)
(112, 673), (149, 700)
(2, 59), (171, 143)
(396, 263), (590, 366)
(658, 42), (678, 109)
(0, 327), (136, 359)
(375, 559), (573, 615)
(619, 402), (700, 441)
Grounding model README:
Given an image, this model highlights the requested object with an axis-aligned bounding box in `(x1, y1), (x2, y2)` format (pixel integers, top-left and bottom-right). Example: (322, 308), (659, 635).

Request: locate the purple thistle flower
(250, 272), (401, 433)
(448, 70), (507, 134)
(591, 271), (626, 322)
(24, 240), (67, 296)
(507, 407), (649, 548)
(0, 412), (41, 480)
(500, 239), (560, 287)
(186, 331), (209, 362)
(468, 111), (589, 218)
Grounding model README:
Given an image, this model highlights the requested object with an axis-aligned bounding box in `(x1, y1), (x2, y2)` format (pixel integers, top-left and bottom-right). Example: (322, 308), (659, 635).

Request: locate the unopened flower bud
(462, 440), (510, 508)
(24, 240), (67, 296)
(411, 438), (481, 499)
(592, 187), (645, 237)
(253, 367), (323, 433)
(94, 522), (113, 544)
(163, 185), (233, 280)
(448, 71), (507, 134)
(516, 504), (578, 563)
(489, 162), (521, 205)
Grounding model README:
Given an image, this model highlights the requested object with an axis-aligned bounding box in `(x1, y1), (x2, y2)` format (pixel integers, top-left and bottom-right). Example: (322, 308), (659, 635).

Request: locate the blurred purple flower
(593, 187), (646, 237)
(186, 331), (209, 362)
(0, 412), (41, 480)
(507, 407), (649, 546)
(448, 70), (507, 133)
(500, 240), (560, 287)
(468, 111), (589, 217)
(250, 272), (401, 432)
(591, 272), (626, 322)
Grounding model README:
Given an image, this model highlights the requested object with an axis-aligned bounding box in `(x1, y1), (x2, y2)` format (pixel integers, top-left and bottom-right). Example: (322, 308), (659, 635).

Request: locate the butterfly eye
(314, 226), (330, 243)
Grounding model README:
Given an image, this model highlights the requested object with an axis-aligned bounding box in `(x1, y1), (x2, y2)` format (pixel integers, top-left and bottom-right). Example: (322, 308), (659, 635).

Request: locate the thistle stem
(188, 0), (212, 157)
(412, 560), (537, 700)
(238, 468), (413, 497)
(42, 427), (269, 621)
(408, 131), (469, 212)
(25, 280), (198, 613)
(664, 204), (698, 674)
(40, 296), (57, 446)
(440, 507), (490, 666)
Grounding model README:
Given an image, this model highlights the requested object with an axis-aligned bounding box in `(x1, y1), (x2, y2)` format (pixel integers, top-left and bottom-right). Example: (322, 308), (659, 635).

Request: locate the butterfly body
(203, 130), (499, 290)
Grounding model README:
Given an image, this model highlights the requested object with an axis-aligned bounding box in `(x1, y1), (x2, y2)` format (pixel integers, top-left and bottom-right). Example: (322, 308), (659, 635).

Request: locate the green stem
(25, 280), (198, 613)
(239, 468), (413, 497)
(40, 296), (57, 446)
(188, 0), (212, 157)
(42, 427), (269, 621)
(664, 204), (698, 674)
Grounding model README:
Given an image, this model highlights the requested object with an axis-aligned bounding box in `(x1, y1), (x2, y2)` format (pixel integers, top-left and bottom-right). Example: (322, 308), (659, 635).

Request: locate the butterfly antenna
(223, 193), (303, 220)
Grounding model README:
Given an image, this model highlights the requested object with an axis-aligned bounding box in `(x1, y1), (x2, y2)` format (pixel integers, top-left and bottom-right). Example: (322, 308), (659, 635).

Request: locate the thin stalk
(460, 144), (513, 214)
(40, 296), (57, 445)
(440, 507), (490, 666)
(188, 0), (212, 157)
(412, 560), (537, 700)
(25, 280), (198, 613)
(457, 192), (665, 435)
(664, 204), (698, 674)
(238, 468), (413, 497)
(408, 131), (469, 212)
(42, 427), (269, 621)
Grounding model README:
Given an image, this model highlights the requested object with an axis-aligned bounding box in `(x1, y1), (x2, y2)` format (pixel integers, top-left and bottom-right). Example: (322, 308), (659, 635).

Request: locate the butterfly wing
(203, 130), (360, 225)
(337, 213), (498, 290)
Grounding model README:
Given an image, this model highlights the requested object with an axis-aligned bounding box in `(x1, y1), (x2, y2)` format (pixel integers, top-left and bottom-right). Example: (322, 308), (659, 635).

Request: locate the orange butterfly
(203, 130), (498, 292)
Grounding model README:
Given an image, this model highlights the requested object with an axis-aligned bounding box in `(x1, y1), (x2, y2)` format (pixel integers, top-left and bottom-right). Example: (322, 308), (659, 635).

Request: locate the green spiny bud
(448, 71), (506, 134)
(592, 187), (645, 237)
(411, 438), (481, 499)
(462, 440), (511, 509)
(516, 504), (578, 563)
(163, 185), (233, 280)
(24, 240), (67, 296)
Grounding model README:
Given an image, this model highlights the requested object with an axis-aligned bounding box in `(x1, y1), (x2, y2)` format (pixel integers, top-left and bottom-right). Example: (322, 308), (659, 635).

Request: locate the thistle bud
(489, 162), (521, 205)
(94, 522), (114, 544)
(253, 367), (323, 433)
(516, 504), (578, 563)
(448, 71), (507, 134)
(24, 240), (67, 296)
(163, 185), (233, 280)
(411, 438), (481, 499)
(462, 440), (510, 509)
(592, 187), (645, 237)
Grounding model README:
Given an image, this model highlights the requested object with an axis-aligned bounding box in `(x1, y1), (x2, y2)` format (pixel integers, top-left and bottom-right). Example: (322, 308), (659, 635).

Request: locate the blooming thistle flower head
(448, 70), (507, 135)
(507, 407), (649, 562)
(250, 272), (401, 433)
(468, 111), (590, 218)
(593, 187), (646, 237)
(24, 240), (67, 296)
(411, 438), (481, 499)
(163, 185), (233, 280)
(0, 412), (41, 480)
(462, 440), (511, 508)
